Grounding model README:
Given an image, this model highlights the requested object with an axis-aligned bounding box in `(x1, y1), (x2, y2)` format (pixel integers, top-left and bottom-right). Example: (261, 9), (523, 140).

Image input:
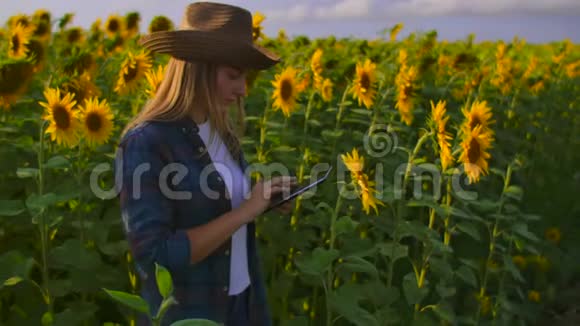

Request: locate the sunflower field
(1, 9), (579, 326)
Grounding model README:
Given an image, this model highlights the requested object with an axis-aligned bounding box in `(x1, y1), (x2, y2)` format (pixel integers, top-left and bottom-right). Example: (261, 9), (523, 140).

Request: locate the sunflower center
(470, 116), (482, 130)
(467, 137), (481, 163)
(123, 65), (138, 83)
(11, 35), (20, 53)
(108, 20), (120, 33)
(86, 112), (102, 132)
(360, 73), (370, 92)
(68, 30), (81, 43)
(280, 79), (293, 100)
(53, 105), (71, 129)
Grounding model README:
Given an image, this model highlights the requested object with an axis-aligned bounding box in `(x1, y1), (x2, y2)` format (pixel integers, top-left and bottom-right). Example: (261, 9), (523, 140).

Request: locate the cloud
(386, 0), (580, 16)
(265, 0), (374, 22)
(264, 0), (580, 23)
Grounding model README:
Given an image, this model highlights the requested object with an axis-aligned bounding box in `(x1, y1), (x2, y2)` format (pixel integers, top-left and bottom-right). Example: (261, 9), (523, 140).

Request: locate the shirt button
(217, 176), (223, 183)
(223, 286), (228, 292)
(181, 127), (187, 133)
(224, 249), (230, 256)
(198, 146), (205, 153)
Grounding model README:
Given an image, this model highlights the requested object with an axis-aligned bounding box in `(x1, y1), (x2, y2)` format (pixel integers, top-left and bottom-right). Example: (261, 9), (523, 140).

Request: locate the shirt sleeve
(115, 129), (191, 278)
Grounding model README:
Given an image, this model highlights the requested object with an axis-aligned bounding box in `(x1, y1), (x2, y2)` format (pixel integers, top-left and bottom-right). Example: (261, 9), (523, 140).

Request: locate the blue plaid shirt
(114, 117), (271, 325)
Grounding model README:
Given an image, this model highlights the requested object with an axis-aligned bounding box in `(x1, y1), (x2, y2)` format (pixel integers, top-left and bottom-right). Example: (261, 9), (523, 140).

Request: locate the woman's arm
(186, 176), (297, 264)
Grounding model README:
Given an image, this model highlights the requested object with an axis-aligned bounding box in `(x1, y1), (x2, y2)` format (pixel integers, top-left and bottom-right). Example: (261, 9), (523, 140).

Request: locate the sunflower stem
(77, 143), (85, 244)
(37, 120), (53, 315)
(325, 183), (346, 326)
(388, 131), (432, 294)
(330, 86), (350, 158)
(475, 163), (513, 325)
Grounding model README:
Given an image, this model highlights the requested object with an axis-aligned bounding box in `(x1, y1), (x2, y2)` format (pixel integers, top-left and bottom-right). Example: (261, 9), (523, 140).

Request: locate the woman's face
(215, 65), (246, 107)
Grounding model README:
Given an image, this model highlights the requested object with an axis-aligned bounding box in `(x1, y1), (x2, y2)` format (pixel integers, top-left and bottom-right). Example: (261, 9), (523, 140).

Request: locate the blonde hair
(120, 58), (246, 161)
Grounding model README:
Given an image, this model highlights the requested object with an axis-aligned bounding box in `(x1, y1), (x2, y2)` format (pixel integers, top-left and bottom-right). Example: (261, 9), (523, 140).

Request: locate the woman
(115, 2), (295, 325)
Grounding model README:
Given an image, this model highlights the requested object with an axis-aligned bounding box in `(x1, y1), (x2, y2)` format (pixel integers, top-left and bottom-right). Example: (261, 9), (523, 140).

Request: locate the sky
(1, 0), (579, 43)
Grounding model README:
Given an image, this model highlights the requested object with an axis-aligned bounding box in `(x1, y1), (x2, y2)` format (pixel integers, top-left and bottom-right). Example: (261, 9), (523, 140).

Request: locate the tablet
(265, 165), (333, 213)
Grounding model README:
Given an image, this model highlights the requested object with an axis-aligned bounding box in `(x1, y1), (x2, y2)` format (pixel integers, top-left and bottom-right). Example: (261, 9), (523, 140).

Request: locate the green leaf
(338, 256), (379, 279)
(350, 108), (373, 116)
(504, 185), (523, 201)
(432, 302), (456, 324)
(378, 242), (408, 263)
(512, 223), (540, 242)
(402, 272), (429, 305)
(502, 254), (525, 283)
(295, 247), (339, 277)
(436, 283), (456, 298)
(0, 200), (25, 216)
(155, 263), (174, 299)
(44, 155), (70, 169)
(3, 276), (23, 286)
(321, 130), (343, 140)
(103, 289), (151, 316)
(455, 265), (477, 288)
(50, 239), (101, 271)
(456, 222), (481, 241)
(0, 250), (35, 288)
(307, 119), (321, 127)
(328, 284), (379, 326)
(16, 167), (39, 178)
(429, 258), (453, 281)
(25, 193), (58, 213)
(335, 216), (359, 236)
(271, 146), (296, 153)
(243, 116), (260, 122)
(170, 320), (220, 326)
(53, 302), (98, 326)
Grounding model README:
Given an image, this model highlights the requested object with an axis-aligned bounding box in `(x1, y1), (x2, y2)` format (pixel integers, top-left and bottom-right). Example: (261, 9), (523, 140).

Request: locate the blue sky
(2, 0), (579, 43)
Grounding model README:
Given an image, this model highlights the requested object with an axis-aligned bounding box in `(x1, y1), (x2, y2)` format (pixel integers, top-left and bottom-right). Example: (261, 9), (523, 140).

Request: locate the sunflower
(252, 12), (265, 41)
(105, 15), (123, 38)
(8, 14), (31, 29)
(0, 61), (34, 110)
(89, 19), (103, 43)
(277, 29), (288, 43)
(8, 23), (34, 59)
(32, 10), (52, 42)
(544, 227), (561, 245)
(124, 12), (140, 38)
(350, 59), (377, 109)
(430, 100), (454, 171)
(311, 48), (324, 88)
(512, 255), (527, 270)
(461, 100), (494, 134)
(271, 67), (302, 117)
(341, 148), (364, 175)
(320, 78), (333, 103)
(114, 50), (152, 95)
(145, 65), (165, 98)
(395, 64), (418, 125)
(40, 88), (81, 148)
(459, 125), (494, 184)
(149, 16), (174, 33)
(79, 97), (114, 147)
(527, 290), (541, 303)
(63, 73), (101, 104)
(390, 23), (403, 42)
(341, 148), (385, 215)
(65, 27), (84, 45)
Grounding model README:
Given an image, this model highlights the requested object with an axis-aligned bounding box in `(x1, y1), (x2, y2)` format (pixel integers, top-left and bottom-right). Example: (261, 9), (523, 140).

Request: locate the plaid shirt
(115, 117), (271, 326)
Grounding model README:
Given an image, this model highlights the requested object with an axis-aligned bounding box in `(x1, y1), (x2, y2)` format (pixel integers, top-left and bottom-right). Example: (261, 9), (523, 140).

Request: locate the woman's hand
(239, 176), (297, 223)
(274, 199), (294, 215)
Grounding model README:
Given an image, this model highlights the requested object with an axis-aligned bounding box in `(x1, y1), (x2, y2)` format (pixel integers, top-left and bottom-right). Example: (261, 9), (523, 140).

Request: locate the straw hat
(139, 2), (280, 70)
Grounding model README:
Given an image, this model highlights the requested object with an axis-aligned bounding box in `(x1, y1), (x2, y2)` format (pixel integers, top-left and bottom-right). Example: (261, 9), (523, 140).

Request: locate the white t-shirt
(197, 119), (251, 296)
